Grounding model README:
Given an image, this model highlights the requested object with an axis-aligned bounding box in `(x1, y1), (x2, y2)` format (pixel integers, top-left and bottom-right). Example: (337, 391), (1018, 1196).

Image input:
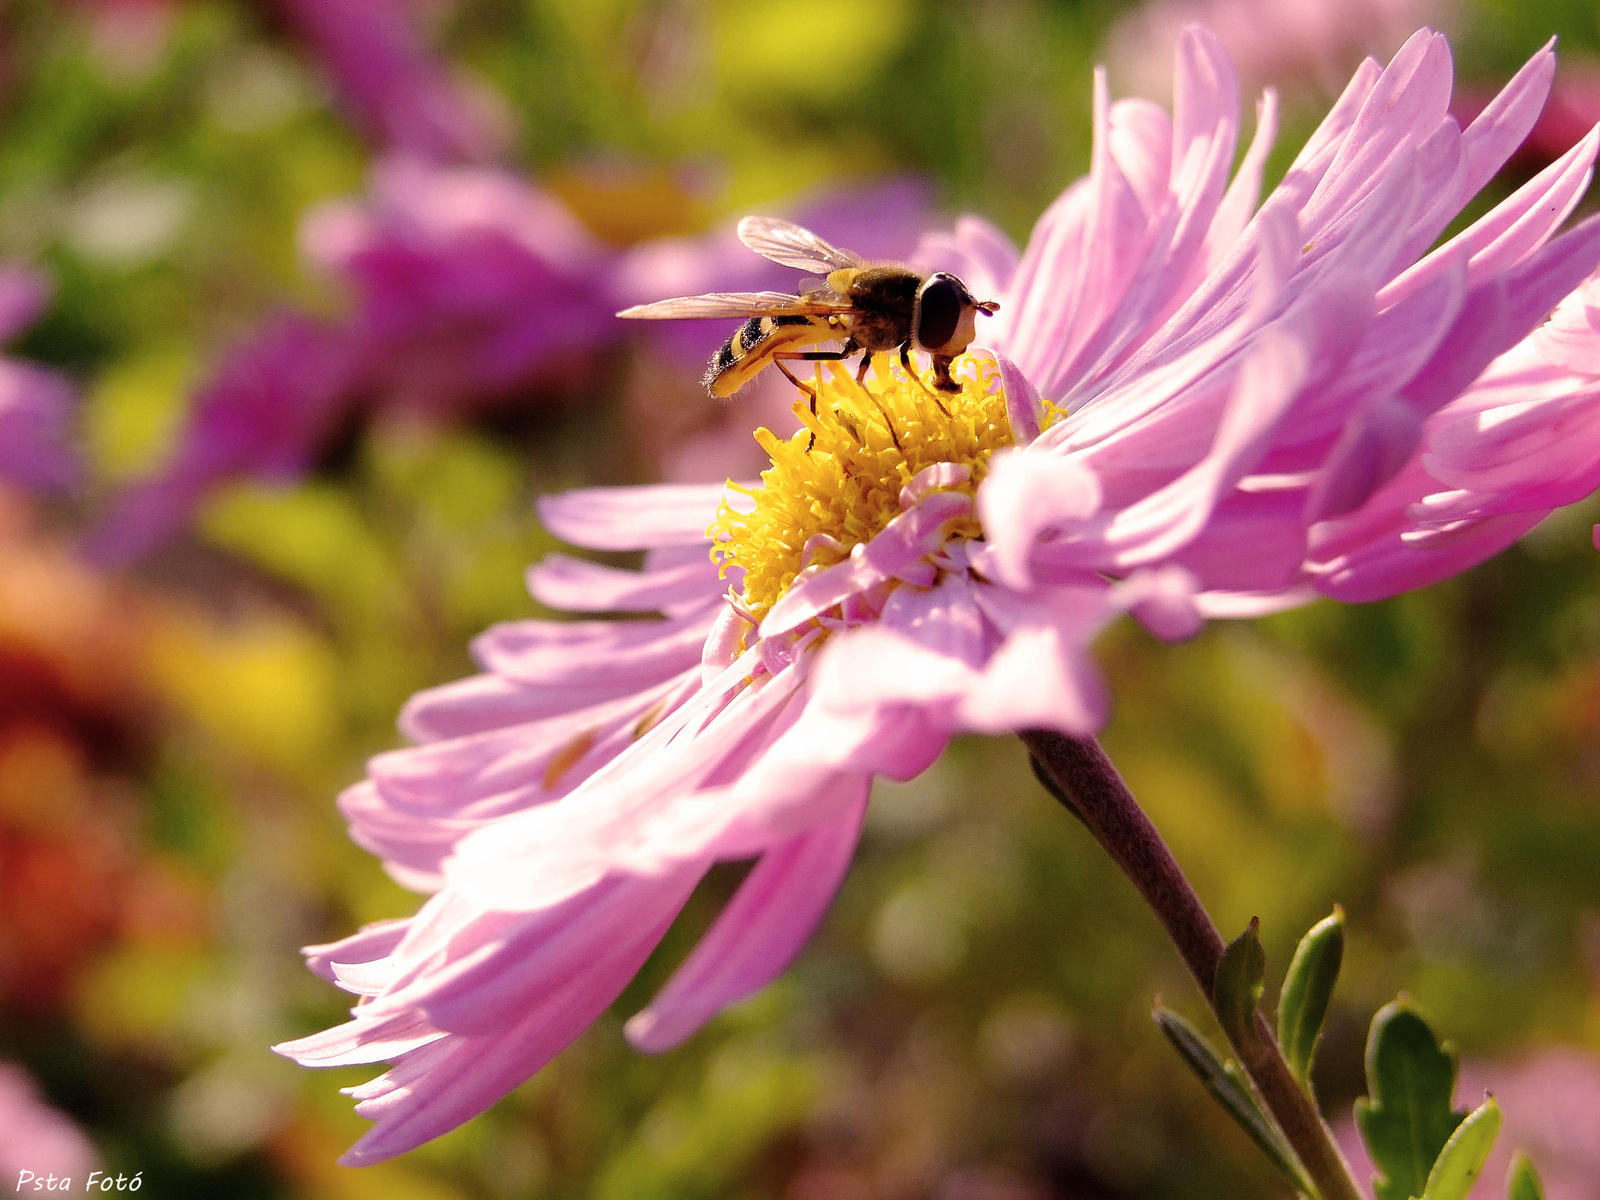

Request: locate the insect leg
(900, 343), (951, 416)
(771, 345), (858, 364)
(774, 339), (859, 452)
(866, 390), (904, 452)
(773, 357), (819, 407)
(773, 340), (859, 414)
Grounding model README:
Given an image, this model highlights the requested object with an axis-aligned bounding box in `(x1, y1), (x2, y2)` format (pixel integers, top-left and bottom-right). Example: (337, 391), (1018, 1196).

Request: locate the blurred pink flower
(89, 160), (614, 563)
(274, 0), (511, 162)
(302, 155), (619, 414)
(86, 313), (356, 566)
(1335, 1049), (1600, 1199)
(0, 1063), (96, 1185)
(0, 267), (79, 496)
(91, 163), (932, 562)
(1107, 0), (1447, 100)
(304, 166), (930, 429)
(278, 27), (1600, 1165)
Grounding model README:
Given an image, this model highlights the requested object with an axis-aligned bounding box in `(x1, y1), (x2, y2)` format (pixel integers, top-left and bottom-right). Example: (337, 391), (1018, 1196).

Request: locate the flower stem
(1020, 730), (1366, 1200)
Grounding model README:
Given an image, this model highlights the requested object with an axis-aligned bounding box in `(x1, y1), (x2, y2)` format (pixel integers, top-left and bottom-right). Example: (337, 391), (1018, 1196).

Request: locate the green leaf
(1277, 908), (1345, 1094)
(1354, 1002), (1467, 1200)
(1420, 1097), (1501, 1200)
(1215, 917), (1267, 1049)
(1507, 1153), (1545, 1200)
(1154, 1005), (1317, 1197)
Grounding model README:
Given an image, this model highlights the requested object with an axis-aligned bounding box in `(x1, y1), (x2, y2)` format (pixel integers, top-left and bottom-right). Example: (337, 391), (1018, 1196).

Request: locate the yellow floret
(710, 356), (1022, 616)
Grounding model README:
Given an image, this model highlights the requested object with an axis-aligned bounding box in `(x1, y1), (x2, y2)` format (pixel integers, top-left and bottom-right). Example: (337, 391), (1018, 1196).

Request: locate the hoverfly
(617, 217), (1000, 399)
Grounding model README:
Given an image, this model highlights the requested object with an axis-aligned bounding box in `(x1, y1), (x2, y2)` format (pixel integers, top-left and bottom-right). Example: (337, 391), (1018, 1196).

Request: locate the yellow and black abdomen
(704, 314), (837, 398)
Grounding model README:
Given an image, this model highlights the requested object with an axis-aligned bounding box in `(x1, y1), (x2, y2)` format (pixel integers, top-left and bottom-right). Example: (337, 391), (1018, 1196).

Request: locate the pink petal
(444, 666), (810, 912)
(275, 1011), (446, 1068)
(1099, 324), (1312, 567)
(1458, 40), (1556, 197)
(1202, 88), (1280, 274)
(1115, 565), (1204, 640)
(303, 918), (411, 984)
(959, 582), (1112, 734)
(526, 554), (722, 614)
(975, 446), (1101, 588)
(759, 490), (974, 638)
(1304, 397), (1425, 521)
(625, 789), (868, 1053)
(472, 612), (711, 686)
(413, 870), (704, 1037)
(337, 909), (679, 1165)
(538, 484), (733, 551)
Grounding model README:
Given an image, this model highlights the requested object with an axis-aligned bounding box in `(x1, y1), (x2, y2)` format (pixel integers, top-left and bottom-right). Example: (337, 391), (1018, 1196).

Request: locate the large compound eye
(915, 274), (963, 351)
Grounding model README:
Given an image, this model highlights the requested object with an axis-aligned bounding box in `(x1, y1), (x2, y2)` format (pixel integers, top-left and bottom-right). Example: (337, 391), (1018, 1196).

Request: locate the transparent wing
(617, 290), (850, 320)
(737, 217), (866, 273)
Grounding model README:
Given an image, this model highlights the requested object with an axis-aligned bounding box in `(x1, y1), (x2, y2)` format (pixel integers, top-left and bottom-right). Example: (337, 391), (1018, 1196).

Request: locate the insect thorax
(845, 267), (920, 350)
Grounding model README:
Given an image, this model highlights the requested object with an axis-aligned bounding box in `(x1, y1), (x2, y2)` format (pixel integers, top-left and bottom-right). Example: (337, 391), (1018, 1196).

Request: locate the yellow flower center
(710, 357), (1019, 616)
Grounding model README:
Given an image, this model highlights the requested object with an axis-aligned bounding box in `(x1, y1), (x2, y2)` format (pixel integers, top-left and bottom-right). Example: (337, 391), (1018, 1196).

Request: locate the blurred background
(1, 0), (1599, 1197)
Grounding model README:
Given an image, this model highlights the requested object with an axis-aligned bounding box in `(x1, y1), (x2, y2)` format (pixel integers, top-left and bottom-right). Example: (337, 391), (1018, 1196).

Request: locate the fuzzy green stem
(1021, 729), (1366, 1200)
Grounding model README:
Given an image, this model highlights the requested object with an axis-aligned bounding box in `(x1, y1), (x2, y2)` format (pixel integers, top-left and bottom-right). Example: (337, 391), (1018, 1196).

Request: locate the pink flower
(302, 156), (620, 414)
(274, 0), (511, 163)
(0, 268), (79, 496)
(90, 161), (616, 563)
(86, 313), (357, 566)
(73, 0), (176, 82)
(277, 396), (1191, 1167)
(91, 164), (934, 561)
(279, 28), (1600, 1164)
(0, 1063), (96, 1186)
(1335, 1049), (1600, 1199)
(305, 165), (933, 430)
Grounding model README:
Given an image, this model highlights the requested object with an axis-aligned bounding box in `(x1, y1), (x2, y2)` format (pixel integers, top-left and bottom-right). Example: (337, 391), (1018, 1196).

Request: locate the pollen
(710, 357), (1023, 616)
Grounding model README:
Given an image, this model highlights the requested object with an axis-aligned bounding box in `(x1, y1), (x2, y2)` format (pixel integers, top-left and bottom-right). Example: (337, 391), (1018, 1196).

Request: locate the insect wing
(617, 290), (851, 320)
(736, 217), (866, 273)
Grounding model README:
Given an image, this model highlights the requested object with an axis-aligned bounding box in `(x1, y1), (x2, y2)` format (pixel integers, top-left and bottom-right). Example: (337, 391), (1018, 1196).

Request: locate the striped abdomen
(704, 313), (836, 398)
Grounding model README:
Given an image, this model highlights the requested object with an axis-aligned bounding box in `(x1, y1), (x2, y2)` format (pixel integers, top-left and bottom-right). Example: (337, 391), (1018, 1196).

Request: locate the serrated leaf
(1153, 1005), (1317, 1197)
(1215, 917), (1267, 1049)
(1420, 1097), (1500, 1200)
(1278, 908), (1345, 1093)
(1507, 1153), (1544, 1200)
(1355, 1003), (1467, 1200)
